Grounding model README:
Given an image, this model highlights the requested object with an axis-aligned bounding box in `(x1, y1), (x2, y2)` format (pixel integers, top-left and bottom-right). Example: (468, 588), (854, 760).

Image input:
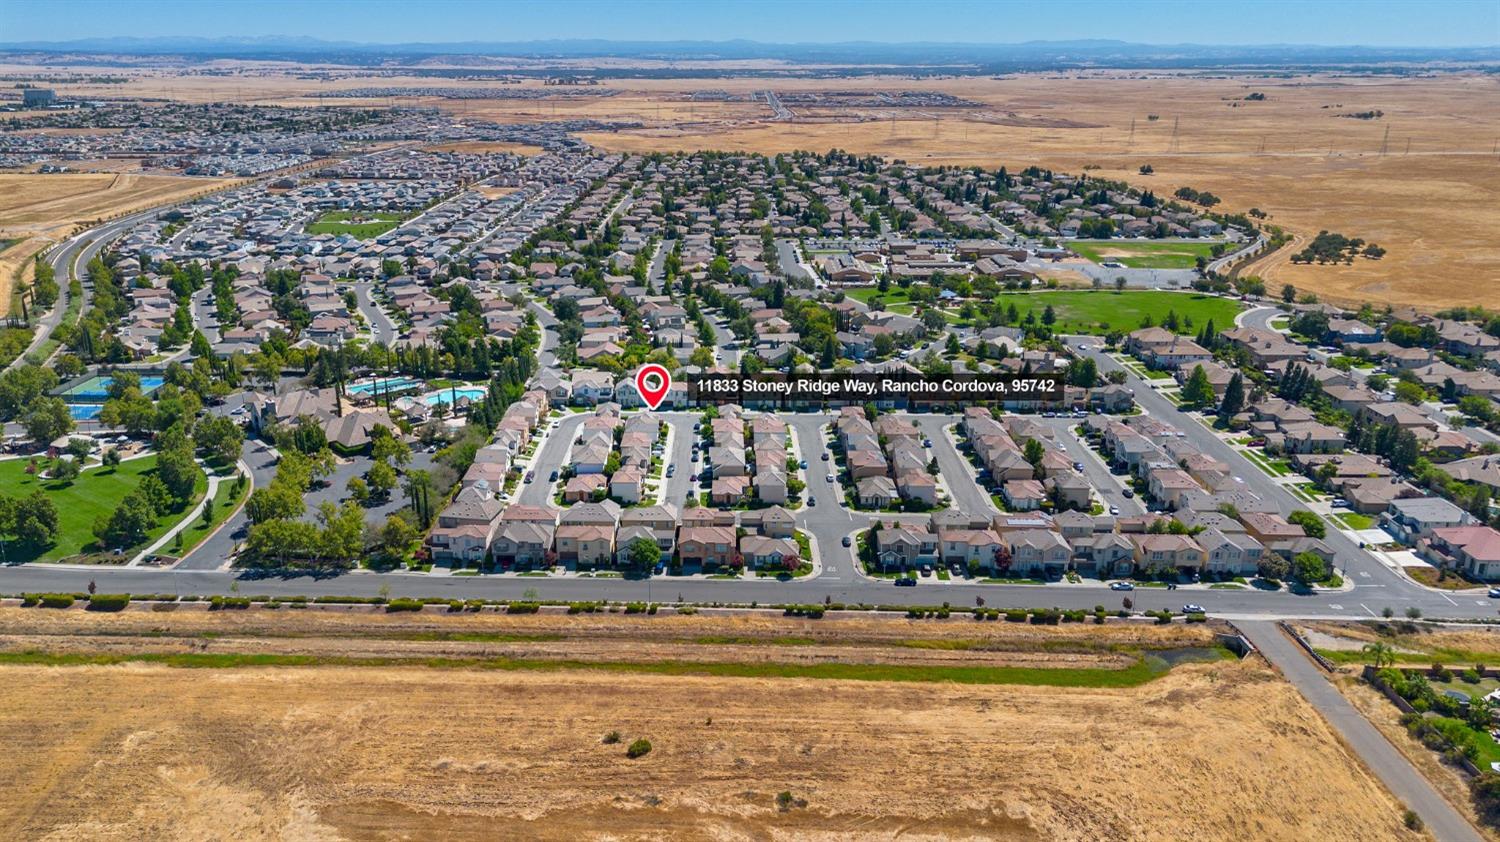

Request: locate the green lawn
(305, 210), (405, 239)
(995, 291), (1242, 336)
(0, 455), (205, 563)
(1334, 512), (1377, 530)
(1068, 240), (1223, 269)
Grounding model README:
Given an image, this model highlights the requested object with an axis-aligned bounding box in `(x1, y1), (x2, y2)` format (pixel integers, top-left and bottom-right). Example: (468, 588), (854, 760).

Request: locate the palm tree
(1363, 642), (1396, 668)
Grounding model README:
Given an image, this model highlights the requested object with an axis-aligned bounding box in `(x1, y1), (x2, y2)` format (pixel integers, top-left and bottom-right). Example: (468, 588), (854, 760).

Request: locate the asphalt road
(353, 281), (399, 346)
(1240, 620), (1482, 842)
(5, 209), (151, 371)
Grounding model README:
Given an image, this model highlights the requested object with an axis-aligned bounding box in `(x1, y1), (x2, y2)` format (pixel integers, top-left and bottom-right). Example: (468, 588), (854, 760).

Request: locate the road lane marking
(1439, 591), (1458, 605)
(1360, 604), (1377, 617)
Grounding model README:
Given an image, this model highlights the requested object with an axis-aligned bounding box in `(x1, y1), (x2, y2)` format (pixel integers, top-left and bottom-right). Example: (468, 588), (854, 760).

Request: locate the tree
(102, 447), (122, 470)
(404, 469), (436, 527)
(1287, 509), (1327, 539)
(49, 457), (80, 483)
(21, 396), (72, 444)
(1180, 365), (1215, 408)
(1023, 438), (1045, 472)
(1362, 642), (1395, 668)
(0, 490), (59, 549)
(156, 446), (200, 503)
(370, 428), (412, 466)
(93, 491), (155, 549)
(1218, 372), (1245, 418)
(1280, 284), (1297, 303)
(346, 476), (370, 504)
(245, 483), (304, 524)
(317, 500), (366, 563)
(378, 514), (416, 559)
(1292, 551), (1329, 584)
(1258, 554), (1290, 582)
(627, 537), (662, 571)
(194, 414), (244, 465)
(1394, 380), (1427, 406)
(367, 459), (398, 499)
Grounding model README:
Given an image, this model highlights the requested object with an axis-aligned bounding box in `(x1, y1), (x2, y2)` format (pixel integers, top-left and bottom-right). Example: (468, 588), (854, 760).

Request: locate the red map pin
(634, 364), (672, 410)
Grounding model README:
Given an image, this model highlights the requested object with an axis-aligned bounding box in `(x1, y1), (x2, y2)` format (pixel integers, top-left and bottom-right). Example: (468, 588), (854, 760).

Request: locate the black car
(894, 577), (917, 587)
(549, 469), (559, 482)
(841, 536), (852, 547)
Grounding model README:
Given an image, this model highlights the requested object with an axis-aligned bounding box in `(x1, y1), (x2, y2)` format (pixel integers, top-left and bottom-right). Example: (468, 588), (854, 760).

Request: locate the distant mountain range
(1, 36), (1497, 70)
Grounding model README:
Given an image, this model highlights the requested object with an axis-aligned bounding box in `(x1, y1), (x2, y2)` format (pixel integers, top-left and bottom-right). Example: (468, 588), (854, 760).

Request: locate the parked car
(825, 473), (835, 483)
(1489, 588), (1500, 599)
(1122, 488), (1134, 499)
(1109, 505), (1120, 515)
(665, 465), (675, 477)
(841, 536), (852, 547)
(524, 471), (535, 483)
(807, 497), (816, 507)
(1110, 581), (1134, 591)
(1073, 461), (1084, 471)
(821, 452), (829, 461)
(799, 459), (808, 469)
(548, 469), (559, 482)
(691, 452), (699, 462)
(923, 439), (933, 448)
(1182, 604), (1206, 614)
(894, 577), (916, 587)
(1332, 498), (1350, 508)
(919, 563), (933, 577)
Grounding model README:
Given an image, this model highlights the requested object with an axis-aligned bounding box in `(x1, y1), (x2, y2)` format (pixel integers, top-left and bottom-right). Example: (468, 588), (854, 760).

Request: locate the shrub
(386, 598), (424, 612)
(20, 593), (38, 607)
(624, 602), (648, 614)
(1462, 669), (1483, 684)
(85, 593), (130, 611)
(507, 602), (540, 614)
(209, 595), (250, 610)
(1029, 608), (1061, 625)
(1004, 609), (1028, 623)
(1403, 809), (1422, 831)
(602, 730), (622, 745)
(626, 738), (652, 759)
(676, 606), (697, 615)
(1185, 612), (1207, 623)
(39, 593), (75, 609)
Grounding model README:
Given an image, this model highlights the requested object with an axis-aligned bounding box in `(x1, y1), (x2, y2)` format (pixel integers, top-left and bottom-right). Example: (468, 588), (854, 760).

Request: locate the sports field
(1067, 240), (1222, 269)
(305, 210), (405, 238)
(996, 290), (1242, 335)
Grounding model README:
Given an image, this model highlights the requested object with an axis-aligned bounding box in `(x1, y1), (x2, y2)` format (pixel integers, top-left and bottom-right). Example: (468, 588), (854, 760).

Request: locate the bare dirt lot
(0, 606), (1418, 841)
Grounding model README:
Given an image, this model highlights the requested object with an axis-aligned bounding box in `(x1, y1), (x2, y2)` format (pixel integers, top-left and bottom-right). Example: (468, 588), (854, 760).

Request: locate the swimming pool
(422, 387), (487, 406)
(347, 376), (423, 396)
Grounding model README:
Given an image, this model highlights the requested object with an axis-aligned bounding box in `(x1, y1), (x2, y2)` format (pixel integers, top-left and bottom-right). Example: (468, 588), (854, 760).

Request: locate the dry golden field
(0, 607), (1421, 841)
(0, 173), (232, 314)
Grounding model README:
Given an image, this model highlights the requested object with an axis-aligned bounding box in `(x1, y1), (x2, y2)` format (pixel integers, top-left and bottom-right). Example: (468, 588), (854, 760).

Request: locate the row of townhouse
(1082, 413), (1337, 576)
(482, 499), (804, 571)
(702, 405), (793, 506)
(960, 408), (1091, 511)
(835, 408), (939, 509)
(874, 508), (1277, 578)
(426, 389), (551, 563)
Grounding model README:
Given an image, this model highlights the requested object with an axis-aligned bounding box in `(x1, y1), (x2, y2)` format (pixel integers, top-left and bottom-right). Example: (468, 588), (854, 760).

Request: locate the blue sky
(3, 0), (1497, 46)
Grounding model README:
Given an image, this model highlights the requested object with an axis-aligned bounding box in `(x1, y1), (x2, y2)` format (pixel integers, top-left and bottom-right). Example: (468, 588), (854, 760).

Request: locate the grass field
(0, 454), (204, 563)
(1067, 239), (1222, 269)
(305, 210), (405, 238)
(996, 290), (1241, 335)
